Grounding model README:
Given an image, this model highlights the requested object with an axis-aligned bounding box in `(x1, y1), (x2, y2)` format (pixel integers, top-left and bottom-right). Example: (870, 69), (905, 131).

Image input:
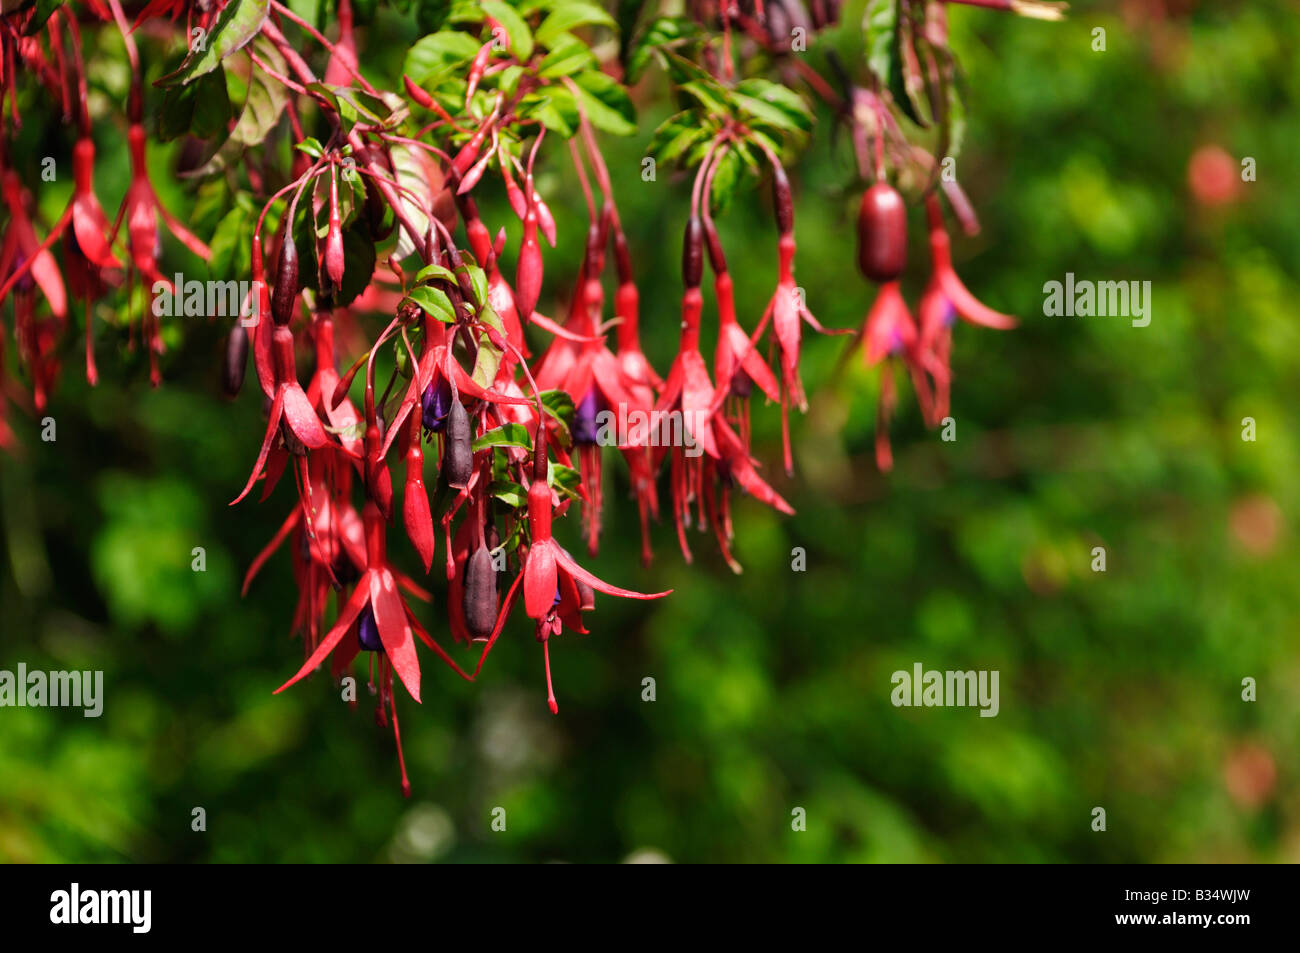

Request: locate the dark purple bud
(358, 605), (383, 652)
(222, 324), (249, 398)
(271, 234), (300, 327)
(444, 398), (472, 488)
(682, 216), (703, 289)
(463, 543), (498, 640)
(772, 165), (794, 235)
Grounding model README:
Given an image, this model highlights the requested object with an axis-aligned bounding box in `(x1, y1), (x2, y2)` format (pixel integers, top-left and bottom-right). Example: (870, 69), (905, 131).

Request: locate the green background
(2, 0), (1298, 862)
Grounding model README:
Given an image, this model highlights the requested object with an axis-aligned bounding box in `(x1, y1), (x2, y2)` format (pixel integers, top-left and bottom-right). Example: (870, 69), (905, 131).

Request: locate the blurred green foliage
(2, 0), (1299, 862)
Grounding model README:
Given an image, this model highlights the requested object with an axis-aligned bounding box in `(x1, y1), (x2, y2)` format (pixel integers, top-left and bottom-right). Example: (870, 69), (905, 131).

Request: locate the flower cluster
(0, 0), (1059, 790)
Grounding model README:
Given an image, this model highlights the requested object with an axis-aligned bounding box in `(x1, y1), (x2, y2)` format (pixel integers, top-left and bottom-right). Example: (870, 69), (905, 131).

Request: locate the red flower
(274, 499), (470, 794)
(475, 430), (670, 713)
(915, 194), (1016, 424)
(112, 120), (212, 386)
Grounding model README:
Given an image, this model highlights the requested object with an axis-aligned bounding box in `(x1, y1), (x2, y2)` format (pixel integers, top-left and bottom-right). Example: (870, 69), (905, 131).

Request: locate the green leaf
(157, 0), (270, 87)
(403, 30), (481, 85)
(22, 0), (64, 36)
(707, 148), (749, 216)
(183, 43), (288, 178)
(864, 0), (925, 126)
(647, 112), (713, 166)
(539, 389), (575, 426)
(678, 80), (729, 117)
(471, 307), (506, 388)
(864, 0), (897, 83)
(416, 263), (458, 285)
(734, 78), (813, 133)
(571, 70), (637, 136)
(626, 16), (697, 83)
(391, 143), (432, 260)
(416, 0), (453, 32)
(207, 205), (254, 281)
(536, 1), (617, 47)
(548, 462), (582, 499)
(472, 423), (533, 452)
(537, 33), (597, 78)
(404, 286), (456, 323)
(521, 91), (577, 137)
(481, 0), (534, 62)
(295, 137), (325, 159)
(159, 67), (232, 142)
(489, 480), (528, 508)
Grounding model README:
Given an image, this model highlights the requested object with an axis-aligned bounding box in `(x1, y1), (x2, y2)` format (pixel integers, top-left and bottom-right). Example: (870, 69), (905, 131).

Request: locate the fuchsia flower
(915, 194), (1016, 424)
(475, 426), (671, 713)
(610, 230), (663, 565)
(655, 216), (793, 571)
(275, 497), (470, 795)
(112, 111), (212, 386)
(704, 215), (781, 461)
(0, 167), (68, 413)
(858, 279), (926, 472)
(231, 233), (346, 516)
(535, 215), (648, 557)
(264, 348), (467, 794)
(751, 162), (840, 474)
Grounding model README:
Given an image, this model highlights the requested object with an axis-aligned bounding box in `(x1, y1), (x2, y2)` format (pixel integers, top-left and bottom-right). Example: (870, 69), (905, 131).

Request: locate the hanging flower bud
(222, 323), (249, 398)
(682, 215), (704, 289)
(271, 233), (300, 326)
(772, 163), (794, 235)
(444, 397), (472, 488)
(403, 414), (435, 572)
(515, 194), (543, 322)
(463, 542), (498, 640)
(325, 167), (345, 291)
(857, 183), (907, 283)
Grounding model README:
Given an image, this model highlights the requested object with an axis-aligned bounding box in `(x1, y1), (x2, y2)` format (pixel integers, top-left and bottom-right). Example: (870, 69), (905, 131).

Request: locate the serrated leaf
(157, 0), (270, 87)
(678, 80), (729, 117)
(539, 389), (575, 427)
